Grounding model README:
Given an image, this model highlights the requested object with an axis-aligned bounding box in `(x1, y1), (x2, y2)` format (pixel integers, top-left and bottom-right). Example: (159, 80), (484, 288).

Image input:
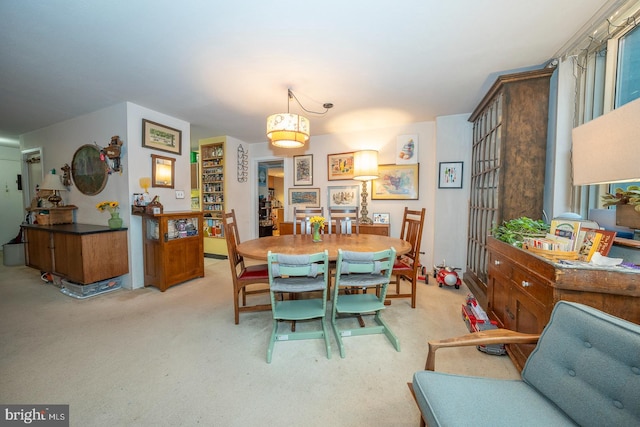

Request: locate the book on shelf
(550, 219), (582, 250)
(577, 228), (602, 262)
(523, 234), (574, 251)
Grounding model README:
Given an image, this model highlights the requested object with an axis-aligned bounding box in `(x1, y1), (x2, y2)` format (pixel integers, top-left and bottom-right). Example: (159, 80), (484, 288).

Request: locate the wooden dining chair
(327, 207), (359, 235)
(223, 209), (271, 324)
(266, 250), (331, 363)
(388, 207), (425, 308)
(293, 207), (324, 235)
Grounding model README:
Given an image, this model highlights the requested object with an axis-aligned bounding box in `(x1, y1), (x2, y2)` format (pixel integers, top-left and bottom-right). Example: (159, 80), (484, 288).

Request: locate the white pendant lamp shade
(266, 113), (310, 148)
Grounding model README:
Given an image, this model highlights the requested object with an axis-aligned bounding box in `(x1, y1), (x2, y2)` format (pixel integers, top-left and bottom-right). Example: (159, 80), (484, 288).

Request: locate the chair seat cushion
(239, 264), (269, 280)
(412, 371), (574, 427)
(393, 260), (412, 271)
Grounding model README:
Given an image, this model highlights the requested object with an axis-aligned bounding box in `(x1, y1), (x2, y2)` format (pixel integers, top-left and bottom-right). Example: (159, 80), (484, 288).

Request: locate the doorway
(257, 160), (284, 237)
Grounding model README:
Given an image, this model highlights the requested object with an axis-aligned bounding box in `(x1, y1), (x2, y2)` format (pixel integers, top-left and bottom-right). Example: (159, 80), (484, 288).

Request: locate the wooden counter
(21, 223), (129, 284)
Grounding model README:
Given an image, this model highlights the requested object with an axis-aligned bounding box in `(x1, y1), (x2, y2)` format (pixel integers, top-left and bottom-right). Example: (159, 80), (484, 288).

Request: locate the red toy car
(433, 261), (461, 289)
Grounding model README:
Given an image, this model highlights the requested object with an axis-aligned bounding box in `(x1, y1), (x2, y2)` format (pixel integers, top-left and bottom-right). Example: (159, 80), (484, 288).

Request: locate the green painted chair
(266, 250), (331, 363)
(331, 247), (399, 358)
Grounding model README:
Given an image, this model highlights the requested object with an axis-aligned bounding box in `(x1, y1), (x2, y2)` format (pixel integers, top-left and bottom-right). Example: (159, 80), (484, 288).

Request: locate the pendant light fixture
(266, 89), (333, 149)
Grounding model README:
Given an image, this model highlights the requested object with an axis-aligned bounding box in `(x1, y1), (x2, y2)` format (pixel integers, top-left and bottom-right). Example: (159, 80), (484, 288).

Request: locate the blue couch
(410, 301), (640, 427)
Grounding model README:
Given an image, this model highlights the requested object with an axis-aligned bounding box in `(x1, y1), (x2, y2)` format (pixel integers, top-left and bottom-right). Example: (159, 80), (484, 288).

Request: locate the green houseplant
(600, 185), (640, 212)
(491, 217), (549, 247)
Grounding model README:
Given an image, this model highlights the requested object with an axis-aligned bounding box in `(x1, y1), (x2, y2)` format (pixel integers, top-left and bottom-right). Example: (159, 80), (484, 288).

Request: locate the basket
(523, 245), (579, 261)
(35, 209), (73, 225)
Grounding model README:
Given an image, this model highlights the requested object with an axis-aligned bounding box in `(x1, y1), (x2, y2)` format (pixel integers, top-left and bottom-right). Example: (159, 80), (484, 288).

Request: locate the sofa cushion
(522, 301), (640, 427)
(412, 371), (575, 427)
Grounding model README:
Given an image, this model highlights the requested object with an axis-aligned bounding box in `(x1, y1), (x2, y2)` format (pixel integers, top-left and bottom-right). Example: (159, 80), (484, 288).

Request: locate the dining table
(236, 233), (412, 261)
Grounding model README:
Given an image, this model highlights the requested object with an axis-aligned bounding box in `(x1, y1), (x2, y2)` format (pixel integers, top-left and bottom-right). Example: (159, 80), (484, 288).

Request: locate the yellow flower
(309, 216), (325, 227)
(96, 201), (120, 213)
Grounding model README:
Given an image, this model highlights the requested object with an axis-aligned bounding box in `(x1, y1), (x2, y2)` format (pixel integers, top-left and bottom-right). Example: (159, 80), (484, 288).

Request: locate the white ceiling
(0, 1), (614, 149)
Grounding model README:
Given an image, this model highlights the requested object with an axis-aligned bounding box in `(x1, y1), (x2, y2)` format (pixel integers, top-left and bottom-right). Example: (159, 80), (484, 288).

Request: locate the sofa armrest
(425, 329), (540, 371)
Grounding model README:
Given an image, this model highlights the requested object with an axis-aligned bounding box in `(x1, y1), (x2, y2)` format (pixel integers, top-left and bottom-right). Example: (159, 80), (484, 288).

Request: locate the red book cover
(595, 230), (617, 256)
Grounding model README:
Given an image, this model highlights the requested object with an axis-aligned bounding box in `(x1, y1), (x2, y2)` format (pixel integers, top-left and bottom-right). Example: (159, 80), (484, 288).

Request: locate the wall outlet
(175, 190), (185, 199)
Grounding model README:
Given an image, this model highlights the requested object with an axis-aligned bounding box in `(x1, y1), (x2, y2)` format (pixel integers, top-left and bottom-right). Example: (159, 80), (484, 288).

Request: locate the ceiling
(0, 1), (614, 150)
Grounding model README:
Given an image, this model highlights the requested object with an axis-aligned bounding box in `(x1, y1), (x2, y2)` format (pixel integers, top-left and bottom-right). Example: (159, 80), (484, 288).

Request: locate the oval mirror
(71, 144), (108, 195)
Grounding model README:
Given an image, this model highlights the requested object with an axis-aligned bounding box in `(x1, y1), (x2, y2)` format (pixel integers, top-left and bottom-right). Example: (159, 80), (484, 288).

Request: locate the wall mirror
(152, 154), (175, 188)
(71, 144), (108, 195)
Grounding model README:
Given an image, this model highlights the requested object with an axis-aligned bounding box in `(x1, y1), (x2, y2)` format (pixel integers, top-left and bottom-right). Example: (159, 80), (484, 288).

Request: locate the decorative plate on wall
(71, 144), (108, 195)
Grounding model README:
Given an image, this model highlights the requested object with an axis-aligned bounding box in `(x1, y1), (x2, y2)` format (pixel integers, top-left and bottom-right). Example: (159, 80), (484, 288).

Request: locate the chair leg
(331, 318), (346, 359)
(234, 288), (240, 325)
(376, 312), (401, 352)
(321, 318), (332, 359)
(266, 319), (278, 363)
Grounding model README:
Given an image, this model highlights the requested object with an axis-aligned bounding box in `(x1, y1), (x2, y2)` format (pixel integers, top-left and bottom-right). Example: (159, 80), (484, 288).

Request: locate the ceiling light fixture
(266, 89), (333, 149)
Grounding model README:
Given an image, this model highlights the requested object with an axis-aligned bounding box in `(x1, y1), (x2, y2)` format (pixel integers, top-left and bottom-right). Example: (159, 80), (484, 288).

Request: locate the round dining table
(236, 233), (412, 261)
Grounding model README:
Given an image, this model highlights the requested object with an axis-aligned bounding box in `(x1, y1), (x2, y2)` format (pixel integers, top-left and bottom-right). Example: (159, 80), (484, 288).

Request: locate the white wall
(433, 114), (473, 270)
(0, 146), (24, 245)
(245, 121), (442, 270)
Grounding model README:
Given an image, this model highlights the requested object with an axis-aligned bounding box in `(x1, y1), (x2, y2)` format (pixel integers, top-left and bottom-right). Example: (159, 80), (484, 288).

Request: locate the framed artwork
(327, 185), (359, 208)
(372, 163), (419, 200)
(151, 154), (175, 188)
(288, 188), (321, 207)
(396, 134), (418, 164)
(142, 119), (182, 155)
(71, 144), (108, 196)
(327, 152), (355, 181)
(438, 161), (463, 189)
(293, 154), (313, 186)
(373, 213), (390, 225)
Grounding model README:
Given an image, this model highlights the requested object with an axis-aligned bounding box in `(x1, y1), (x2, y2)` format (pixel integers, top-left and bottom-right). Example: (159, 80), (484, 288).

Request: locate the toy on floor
(461, 294), (506, 355)
(433, 260), (461, 289)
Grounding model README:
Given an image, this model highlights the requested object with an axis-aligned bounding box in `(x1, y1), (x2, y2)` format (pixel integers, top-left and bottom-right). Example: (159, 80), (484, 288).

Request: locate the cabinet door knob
(494, 260), (501, 265)
(521, 280), (531, 287)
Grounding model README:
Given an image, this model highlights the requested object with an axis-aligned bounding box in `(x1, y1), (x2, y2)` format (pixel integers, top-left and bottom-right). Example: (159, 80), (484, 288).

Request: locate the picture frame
(142, 119), (182, 155)
(293, 154), (313, 186)
(327, 152), (355, 181)
(438, 161), (463, 189)
(327, 185), (359, 209)
(396, 134), (418, 164)
(288, 187), (321, 208)
(372, 213), (390, 225)
(372, 163), (419, 200)
(151, 154), (175, 189)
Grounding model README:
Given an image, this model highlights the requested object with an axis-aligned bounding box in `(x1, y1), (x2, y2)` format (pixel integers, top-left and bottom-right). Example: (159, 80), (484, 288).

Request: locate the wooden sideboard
(486, 236), (640, 371)
(21, 223), (129, 284)
(278, 221), (389, 236)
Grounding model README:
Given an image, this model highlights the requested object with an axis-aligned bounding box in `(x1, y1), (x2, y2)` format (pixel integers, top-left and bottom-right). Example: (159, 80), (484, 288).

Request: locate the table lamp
(139, 177), (152, 205)
(40, 170), (67, 208)
(353, 150), (379, 224)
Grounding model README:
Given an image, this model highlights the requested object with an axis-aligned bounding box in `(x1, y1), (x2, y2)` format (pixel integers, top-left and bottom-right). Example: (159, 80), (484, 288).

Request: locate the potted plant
(491, 217), (549, 247)
(601, 185), (640, 229)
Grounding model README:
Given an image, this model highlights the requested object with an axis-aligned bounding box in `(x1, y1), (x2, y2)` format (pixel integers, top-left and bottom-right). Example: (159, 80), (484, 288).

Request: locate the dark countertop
(21, 223), (127, 235)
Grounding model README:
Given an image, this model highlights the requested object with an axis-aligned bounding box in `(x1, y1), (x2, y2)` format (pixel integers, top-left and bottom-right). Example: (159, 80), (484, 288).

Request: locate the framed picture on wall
(396, 134), (418, 164)
(438, 161), (463, 189)
(371, 163), (419, 200)
(142, 119), (182, 155)
(327, 185), (359, 208)
(327, 152), (355, 180)
(373, 213), (390, 225)
(293, 154), (313, 186)
(288, 188), (321, 208)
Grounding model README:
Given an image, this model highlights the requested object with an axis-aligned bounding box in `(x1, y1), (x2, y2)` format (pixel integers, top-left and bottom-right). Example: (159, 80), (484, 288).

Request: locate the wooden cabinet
(199, 137), (227, 256)
(465, 68), (554, 308)
(487, 237), (640, 371)
(141, 211), (204, 291)
(278, 222), (389, 236)
(22, 224), (129, 284)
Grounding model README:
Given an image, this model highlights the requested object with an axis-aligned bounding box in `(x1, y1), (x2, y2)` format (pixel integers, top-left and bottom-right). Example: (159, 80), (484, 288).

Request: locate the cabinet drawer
(512, 267), (551, 306)
(488, 251), (513, 279)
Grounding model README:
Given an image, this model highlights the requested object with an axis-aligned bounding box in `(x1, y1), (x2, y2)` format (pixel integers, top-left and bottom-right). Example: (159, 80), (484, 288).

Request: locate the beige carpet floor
(0, 255), (518, 427)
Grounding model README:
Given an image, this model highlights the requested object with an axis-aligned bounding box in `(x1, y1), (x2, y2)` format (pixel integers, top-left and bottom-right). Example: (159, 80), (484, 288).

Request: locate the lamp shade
(572, 97), (640, 186)
(40, 172), (67, 191)
(266, 113), (310, 148)
(353, 150), (379, 181)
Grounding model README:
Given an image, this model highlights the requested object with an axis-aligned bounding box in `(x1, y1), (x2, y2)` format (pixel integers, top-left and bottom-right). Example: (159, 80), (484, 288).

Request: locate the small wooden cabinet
(22, 223), (129, 284)
(141, 211), (204, 291)
(487, 237), (640, 371)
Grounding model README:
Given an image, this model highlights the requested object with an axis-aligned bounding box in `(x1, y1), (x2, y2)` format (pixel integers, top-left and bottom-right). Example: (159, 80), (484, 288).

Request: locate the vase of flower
(312, 222), (322, 242)
(108, 212), (123, 229)
(309, 215), (325, 242)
